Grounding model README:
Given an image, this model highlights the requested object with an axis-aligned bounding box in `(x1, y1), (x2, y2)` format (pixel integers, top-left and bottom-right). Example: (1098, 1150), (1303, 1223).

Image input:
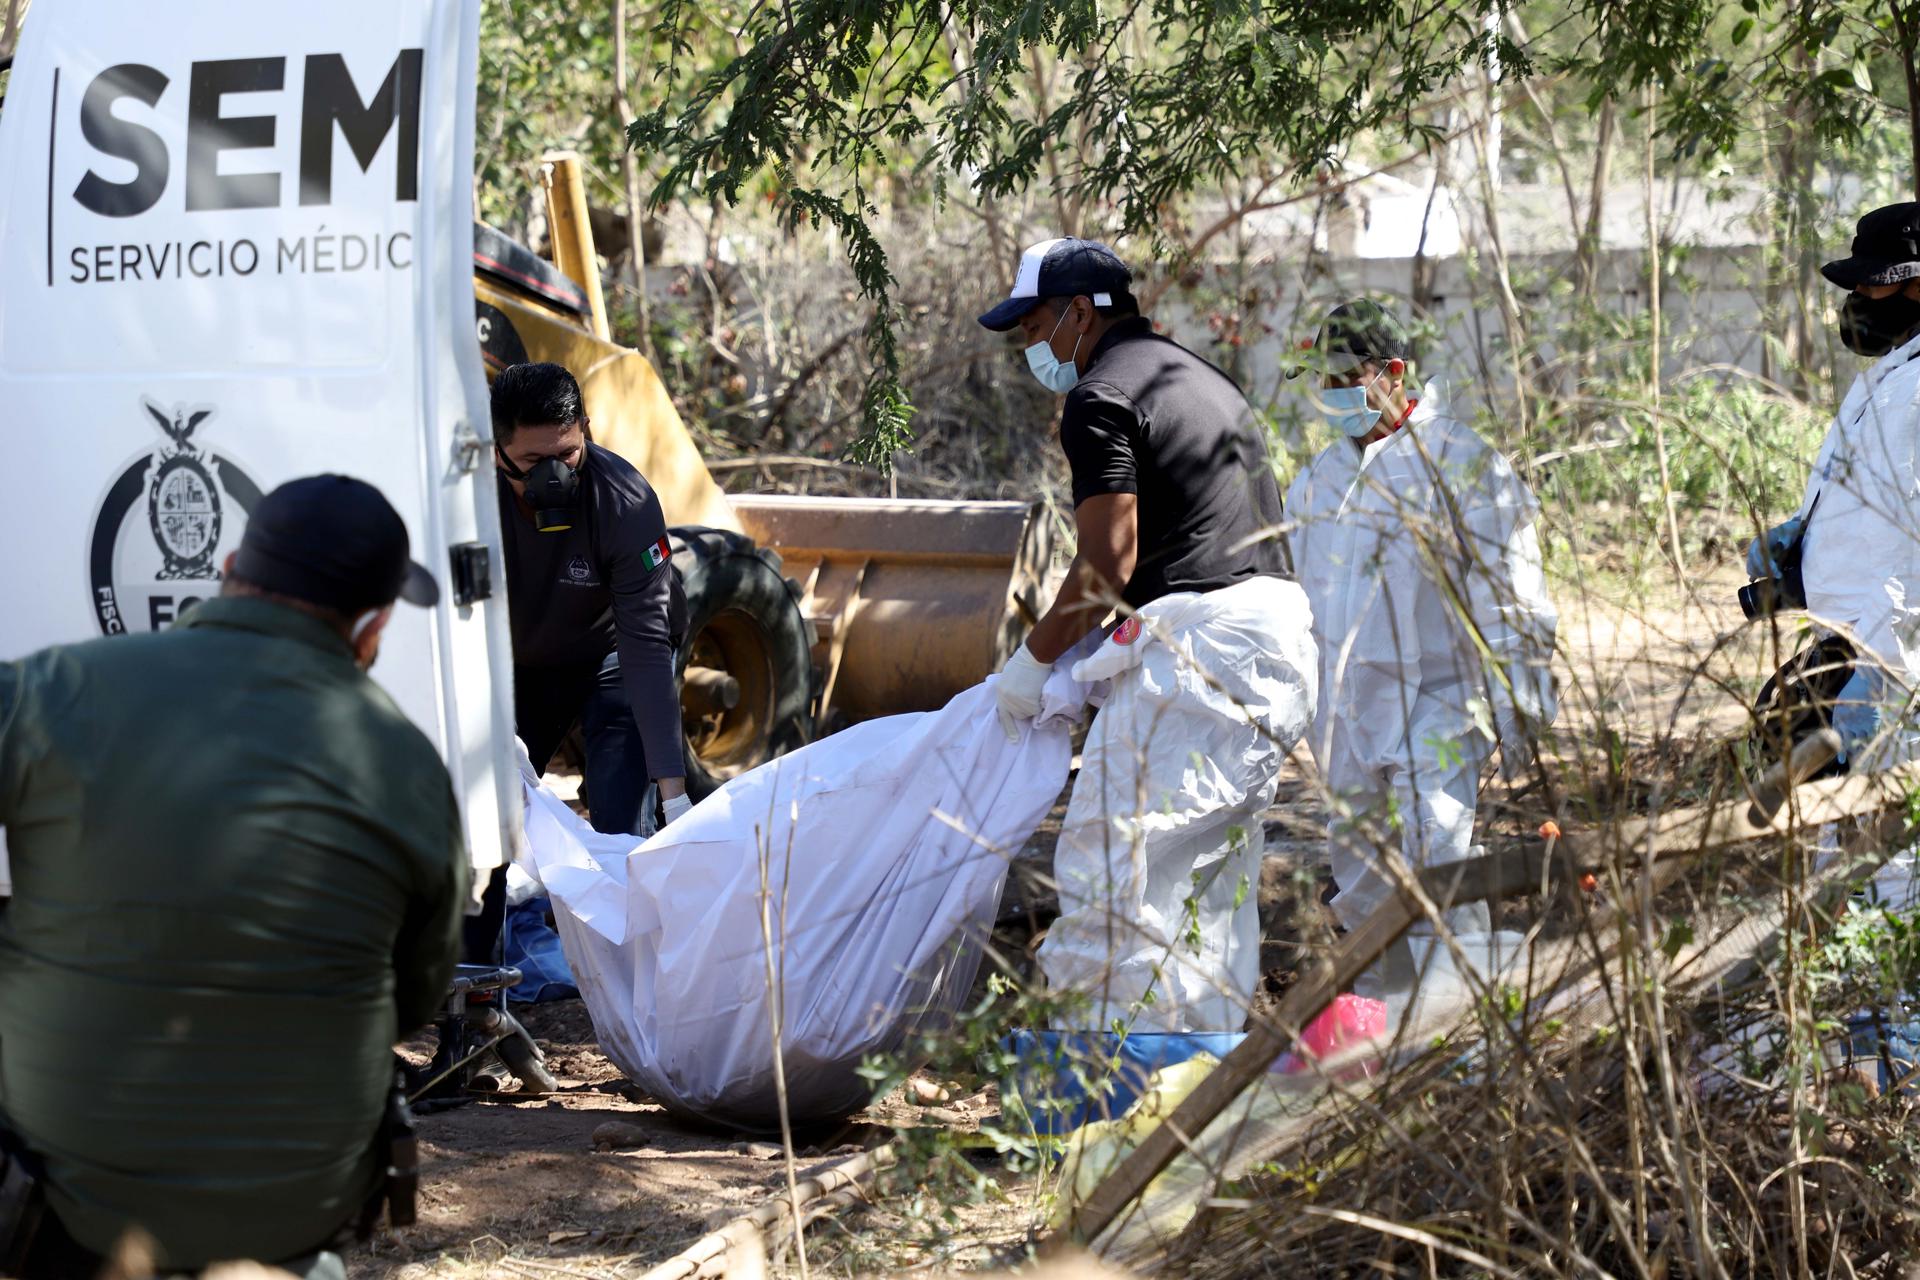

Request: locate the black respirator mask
(1838, 289), (1920, 357)
(497, 448), (582, 533)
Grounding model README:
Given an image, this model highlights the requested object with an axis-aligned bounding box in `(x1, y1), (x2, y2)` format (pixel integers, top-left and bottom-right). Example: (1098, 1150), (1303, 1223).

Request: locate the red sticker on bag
(1113, 616), (1142, 646)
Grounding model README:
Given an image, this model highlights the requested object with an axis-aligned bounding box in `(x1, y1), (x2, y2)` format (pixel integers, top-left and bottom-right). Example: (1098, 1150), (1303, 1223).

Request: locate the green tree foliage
(477, 0), (733, 232)
(622, 0), (1920, 463)
(629, 0), (1531, 464)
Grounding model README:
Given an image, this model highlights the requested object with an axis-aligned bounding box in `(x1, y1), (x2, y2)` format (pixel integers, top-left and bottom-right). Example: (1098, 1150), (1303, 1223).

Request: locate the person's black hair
(491, 361), (585, 441)
(1045, 290), (1142, 322)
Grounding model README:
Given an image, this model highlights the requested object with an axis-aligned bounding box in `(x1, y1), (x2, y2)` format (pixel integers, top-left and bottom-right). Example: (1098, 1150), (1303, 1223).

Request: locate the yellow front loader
(474, 156), (1053, 795)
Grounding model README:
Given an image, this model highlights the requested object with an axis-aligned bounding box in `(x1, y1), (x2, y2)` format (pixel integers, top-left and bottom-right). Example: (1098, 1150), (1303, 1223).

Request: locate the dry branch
(636, 1147), (896, 1280)
(1047, 757), (1920, 1253)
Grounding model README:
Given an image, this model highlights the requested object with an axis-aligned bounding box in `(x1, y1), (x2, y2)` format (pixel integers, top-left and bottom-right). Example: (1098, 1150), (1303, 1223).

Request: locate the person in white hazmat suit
(978, 237), (1317, 1035)
(1748, 202), (1920, 910)
(1284, 300), (1557, 998)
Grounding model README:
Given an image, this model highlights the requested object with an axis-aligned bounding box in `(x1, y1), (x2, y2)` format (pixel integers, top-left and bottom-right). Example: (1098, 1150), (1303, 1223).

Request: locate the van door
(0, 0), (516, 887)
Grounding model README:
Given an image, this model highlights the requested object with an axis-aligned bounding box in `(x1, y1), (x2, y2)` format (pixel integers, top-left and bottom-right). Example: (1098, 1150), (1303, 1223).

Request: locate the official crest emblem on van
(89, 398), (262, 636)
(144, 401), (222, 579)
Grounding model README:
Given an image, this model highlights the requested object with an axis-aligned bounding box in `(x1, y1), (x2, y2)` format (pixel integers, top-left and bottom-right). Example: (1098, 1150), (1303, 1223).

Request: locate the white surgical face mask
(1318, 371), (1384, 437)
(1026, 308), (1084, 394)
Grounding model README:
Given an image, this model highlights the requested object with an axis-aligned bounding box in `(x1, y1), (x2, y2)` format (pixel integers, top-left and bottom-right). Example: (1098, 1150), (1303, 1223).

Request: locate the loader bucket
(730, 496), (1056, 727)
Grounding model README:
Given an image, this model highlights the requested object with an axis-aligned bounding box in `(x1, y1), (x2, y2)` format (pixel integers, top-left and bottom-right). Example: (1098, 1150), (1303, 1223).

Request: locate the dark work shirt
(0, 598), (467, 1267)
(500, 442), (685, 779)
(1058, 315), (1290, 608)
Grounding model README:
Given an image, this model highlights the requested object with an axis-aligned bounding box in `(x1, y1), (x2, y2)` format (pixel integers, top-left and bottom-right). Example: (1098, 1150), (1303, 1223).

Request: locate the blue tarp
(1003, 1029), (1245, 1138)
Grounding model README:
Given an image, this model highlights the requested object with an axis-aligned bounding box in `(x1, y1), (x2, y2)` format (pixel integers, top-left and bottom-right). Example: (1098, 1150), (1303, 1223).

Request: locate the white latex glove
(661, 792), (693, 827)
(996, 643), (1054, 743)
(1746, 516), (1805, 580)
(1832, 668), (1883, 770)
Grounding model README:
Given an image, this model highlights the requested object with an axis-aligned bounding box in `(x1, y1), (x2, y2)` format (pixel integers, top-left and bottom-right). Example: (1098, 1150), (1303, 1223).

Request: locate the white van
(0, 0), (518, 887)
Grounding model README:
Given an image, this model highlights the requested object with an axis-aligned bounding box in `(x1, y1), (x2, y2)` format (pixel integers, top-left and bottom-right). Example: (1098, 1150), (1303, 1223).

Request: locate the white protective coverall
(1791, 330), (1920, 905)
(1036, 575), (1319, 1035)
(1285, 381), (1557, 953)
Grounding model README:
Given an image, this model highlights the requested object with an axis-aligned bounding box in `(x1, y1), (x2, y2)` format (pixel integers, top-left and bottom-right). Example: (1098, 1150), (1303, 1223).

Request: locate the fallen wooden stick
(1747, 729), (1842, 826)
(637, 1145), (896, 1280)
(1045, 757), (1920, 1253)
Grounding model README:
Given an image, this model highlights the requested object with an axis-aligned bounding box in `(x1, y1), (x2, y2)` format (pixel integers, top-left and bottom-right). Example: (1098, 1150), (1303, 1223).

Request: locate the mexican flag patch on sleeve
(642, 536), (672, 571)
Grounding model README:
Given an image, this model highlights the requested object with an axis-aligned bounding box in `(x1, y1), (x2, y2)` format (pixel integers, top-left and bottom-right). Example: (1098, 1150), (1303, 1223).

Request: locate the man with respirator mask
(979, 239), (1315, 1036)
(1749, 205), (1920, 801)
(1746, 203), (1920, 914)
(477, 363), (688, 958)
(1284, 300), (1557, 999)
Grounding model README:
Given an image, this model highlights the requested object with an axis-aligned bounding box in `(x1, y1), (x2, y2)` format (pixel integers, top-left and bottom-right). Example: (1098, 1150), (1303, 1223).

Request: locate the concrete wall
(1159, 245), (1792, 421)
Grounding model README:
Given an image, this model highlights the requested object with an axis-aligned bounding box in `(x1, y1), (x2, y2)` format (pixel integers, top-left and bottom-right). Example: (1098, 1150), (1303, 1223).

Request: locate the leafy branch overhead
(623, 0), (1920, 464)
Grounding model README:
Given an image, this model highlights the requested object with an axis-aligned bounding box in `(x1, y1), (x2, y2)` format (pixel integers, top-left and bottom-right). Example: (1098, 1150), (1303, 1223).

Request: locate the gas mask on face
(498, 448), (582, 532)
(1839, 289), (1920, 357)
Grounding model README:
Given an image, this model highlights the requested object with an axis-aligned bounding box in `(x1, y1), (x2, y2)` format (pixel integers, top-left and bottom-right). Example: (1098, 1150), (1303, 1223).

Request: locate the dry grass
(1077, 565), (1920, 1279)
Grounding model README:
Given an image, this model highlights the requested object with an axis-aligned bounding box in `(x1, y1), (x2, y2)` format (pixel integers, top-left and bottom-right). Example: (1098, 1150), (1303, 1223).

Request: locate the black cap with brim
(1823, 202), (1920, 289)
(1284, 298), (1411, 380)
(235, 474), (440, 615)
(396, 562), (440, 607)
(978, 294), (1046, 332)
(978, 237), (1134, 331)
(1820, 255), (1920, 289)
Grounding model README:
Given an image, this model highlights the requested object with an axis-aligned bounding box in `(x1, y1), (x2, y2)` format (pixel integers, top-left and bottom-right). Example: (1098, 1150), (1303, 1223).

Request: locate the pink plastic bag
(1275, 994), (1387, 1080)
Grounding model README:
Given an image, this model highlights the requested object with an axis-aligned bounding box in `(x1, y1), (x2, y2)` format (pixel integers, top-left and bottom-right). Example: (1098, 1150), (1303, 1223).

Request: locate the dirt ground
(349, 561), (1765, 1279)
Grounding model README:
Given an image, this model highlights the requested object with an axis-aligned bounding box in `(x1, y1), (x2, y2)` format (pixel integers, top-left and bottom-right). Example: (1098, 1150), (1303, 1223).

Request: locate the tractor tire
(671, 526), (814, 800)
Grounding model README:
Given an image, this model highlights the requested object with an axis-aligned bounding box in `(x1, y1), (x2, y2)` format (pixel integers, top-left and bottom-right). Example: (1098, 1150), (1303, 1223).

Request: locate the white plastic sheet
(518, 666), (1093, 1130)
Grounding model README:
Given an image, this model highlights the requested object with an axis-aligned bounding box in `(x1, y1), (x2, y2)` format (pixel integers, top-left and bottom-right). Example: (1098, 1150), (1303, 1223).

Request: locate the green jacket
(0, 597), (468, 1268)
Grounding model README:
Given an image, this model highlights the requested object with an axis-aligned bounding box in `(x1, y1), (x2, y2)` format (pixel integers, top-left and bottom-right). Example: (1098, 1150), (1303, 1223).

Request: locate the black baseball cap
(1822, 202), (1920, 289)
(1285, 298), (1412, 379)
(977, 237), (1134, 331)
(233, 474), (439, 614)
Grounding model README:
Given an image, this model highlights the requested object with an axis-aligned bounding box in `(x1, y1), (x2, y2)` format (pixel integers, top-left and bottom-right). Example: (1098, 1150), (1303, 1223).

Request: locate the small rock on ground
(728, 1141), (787, 1160)
(590, 1120), (651, 1151)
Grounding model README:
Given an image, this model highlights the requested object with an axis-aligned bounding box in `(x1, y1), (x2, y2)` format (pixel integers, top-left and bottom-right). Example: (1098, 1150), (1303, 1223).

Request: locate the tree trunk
(1644, 89), (1661, 403)
(1576, 100), (1616, 301)
(1410, 124), (1449, 326)
(1029, 51), (1075, 237)
(1896, 1), (1920, 199)
(613, 0), (655, 363)
(1467, 95), (1532, 432)
(1572, 98), (1617, 396)
(1644, 84), (1685, 580)
(1779, 43), (1822, 392)
(1, 0), (23, 59)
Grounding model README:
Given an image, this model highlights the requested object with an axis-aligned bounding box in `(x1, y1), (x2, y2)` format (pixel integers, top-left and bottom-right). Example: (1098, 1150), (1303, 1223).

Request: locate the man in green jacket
(0, 475), (469, 1278)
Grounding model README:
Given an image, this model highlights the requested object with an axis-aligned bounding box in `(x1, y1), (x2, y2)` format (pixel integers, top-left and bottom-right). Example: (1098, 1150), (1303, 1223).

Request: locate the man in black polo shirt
(983, 238), (1289, 709)
(475, 363), (689, 960)
(979, 238), (1316, 1035)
